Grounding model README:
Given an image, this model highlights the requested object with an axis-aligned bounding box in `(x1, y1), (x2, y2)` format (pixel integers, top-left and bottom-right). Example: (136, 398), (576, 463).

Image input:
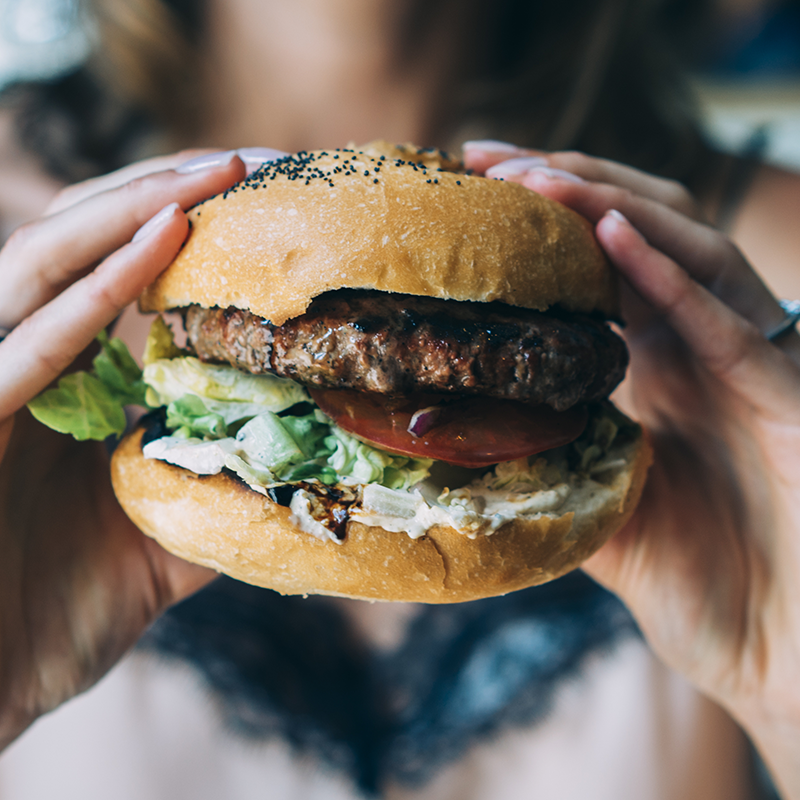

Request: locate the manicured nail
(175, 150), (236, 174)
(485, 156), (549, 179)
(132, 202), (180, 243)
(462, 140), (527, 154)
(237, 147), (288, 174)
(524, 166), (585, 184)
(605, 209), (646, 241)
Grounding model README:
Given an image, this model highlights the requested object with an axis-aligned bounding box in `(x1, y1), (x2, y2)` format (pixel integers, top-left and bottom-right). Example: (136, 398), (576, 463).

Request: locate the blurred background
(0, 0), (797, 168)
(687, 0), (800, 169)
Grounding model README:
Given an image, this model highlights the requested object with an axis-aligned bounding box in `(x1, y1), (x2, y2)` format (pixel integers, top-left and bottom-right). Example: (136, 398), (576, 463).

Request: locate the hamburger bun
(112, 425), (651, 603)
(140, 142), (618, 325)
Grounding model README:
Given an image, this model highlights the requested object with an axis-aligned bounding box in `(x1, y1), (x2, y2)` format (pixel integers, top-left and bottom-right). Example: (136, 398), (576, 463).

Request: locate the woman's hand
(464, 141), (800, 798)
(0, 149), (253, 749)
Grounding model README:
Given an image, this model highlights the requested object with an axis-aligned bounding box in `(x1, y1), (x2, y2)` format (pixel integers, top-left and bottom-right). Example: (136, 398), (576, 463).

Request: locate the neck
(199, 0), (466, 151)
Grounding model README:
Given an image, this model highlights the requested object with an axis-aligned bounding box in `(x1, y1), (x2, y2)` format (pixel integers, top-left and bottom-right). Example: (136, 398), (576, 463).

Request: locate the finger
(0, 203), (187, 420)
(597, 210), (800, 419)
(461, 140), (531, 174)
(521, 170), (788, 336)
(46, 147), (288, 215)
(44, 149), (214, 215)
(0, 154), (246, 329)
(465, 141), (703, 219)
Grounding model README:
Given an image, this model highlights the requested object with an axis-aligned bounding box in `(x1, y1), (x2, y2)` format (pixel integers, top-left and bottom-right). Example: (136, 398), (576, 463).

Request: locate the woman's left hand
(463, 142), (800, 798)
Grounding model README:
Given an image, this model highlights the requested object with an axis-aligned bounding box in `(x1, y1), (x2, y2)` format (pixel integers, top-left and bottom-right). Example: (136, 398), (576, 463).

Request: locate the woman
(1, 0), (800, 796)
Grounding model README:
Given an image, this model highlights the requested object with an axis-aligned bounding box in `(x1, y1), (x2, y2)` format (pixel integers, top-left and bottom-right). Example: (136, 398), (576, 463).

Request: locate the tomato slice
(309, 388), (588, 468)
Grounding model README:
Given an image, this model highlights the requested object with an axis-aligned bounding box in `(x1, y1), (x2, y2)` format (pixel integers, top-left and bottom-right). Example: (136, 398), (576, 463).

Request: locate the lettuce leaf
(27, 372), (126, 441)
(92, 330), (147, 406)
(27, 333), (146, 440)
(143, 408), (433, 491)
(144, 356), (308, 425)
(322, 420), (432, 489)
(166, 395), (227, 438)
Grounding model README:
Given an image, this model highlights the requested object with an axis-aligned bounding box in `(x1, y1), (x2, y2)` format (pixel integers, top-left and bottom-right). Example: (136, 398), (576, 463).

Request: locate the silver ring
(766, 300), (800, 342)
(0, 325), (12, 343)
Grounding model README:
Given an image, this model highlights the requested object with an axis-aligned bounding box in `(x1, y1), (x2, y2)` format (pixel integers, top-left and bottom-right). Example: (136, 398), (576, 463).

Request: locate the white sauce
(289, 490), (344, 544)
(144, 434), (619, 544)
(143, 436), (234, 474)
(351, 481), (573, 540)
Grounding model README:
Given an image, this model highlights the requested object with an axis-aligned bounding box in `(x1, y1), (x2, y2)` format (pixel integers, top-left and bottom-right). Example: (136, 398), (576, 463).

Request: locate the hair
(4, 0), (201, 181)
(6, 0), (721, 189)
(457, 0), (718, 185)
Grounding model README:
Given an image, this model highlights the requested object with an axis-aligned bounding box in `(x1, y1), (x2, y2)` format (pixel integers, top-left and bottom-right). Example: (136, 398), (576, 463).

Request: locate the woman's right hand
(0, 149), (251, 749)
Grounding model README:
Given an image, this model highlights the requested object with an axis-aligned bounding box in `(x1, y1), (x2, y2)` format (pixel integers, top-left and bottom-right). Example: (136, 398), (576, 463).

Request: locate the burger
(108, 141), (651, 603)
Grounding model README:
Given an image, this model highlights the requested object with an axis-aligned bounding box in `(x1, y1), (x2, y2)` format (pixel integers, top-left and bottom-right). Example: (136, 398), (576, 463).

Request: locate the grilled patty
(184, 291), (628, 411)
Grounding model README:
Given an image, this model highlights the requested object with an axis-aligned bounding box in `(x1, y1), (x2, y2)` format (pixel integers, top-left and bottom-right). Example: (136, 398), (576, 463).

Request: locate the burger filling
(135, 297), (635, 543)
(26, 290), (635, 544)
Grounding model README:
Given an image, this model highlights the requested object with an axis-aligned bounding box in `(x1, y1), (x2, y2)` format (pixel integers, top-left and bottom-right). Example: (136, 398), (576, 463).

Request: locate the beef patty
(184, 291), (628, 411)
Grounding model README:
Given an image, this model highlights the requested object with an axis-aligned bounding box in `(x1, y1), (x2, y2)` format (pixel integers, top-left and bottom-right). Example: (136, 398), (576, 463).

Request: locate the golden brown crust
(140, 143), (618, 325)
(111, 426), (651, 603)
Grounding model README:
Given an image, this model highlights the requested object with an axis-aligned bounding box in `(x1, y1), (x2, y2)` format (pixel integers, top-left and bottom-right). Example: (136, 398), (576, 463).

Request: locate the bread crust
(140, 143), (618, 325)
(111, 426), (651, 603)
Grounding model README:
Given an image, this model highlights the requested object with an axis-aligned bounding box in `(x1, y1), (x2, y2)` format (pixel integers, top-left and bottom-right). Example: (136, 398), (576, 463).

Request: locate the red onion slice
(407, 405), (442, 437)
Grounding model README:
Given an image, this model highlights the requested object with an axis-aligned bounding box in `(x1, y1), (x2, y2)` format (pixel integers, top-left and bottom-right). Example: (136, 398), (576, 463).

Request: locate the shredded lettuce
(323, 418), (432, 489)
(166, 395), (227, 439)
(144, 357), (308, 426)
(27, 330), (147, 440)
(138, 318), (433, 489)
(479, 403), (629, 491)
(144, 407), (432, 491)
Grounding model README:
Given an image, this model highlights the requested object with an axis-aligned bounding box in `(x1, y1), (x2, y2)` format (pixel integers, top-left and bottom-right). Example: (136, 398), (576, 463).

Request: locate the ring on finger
(765, 300), (800, 342)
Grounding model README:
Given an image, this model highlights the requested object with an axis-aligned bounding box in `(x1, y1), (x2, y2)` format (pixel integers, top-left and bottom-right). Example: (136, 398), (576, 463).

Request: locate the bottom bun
(111, 425), (651, 603)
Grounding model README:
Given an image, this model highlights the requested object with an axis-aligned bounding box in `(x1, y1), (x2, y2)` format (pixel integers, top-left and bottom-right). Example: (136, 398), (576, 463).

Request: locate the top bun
(140, 142), (617, 326)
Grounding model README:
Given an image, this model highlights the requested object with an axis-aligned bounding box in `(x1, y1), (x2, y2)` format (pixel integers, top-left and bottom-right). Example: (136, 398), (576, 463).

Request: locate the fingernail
(237, 147), (288, 174)
(485, 156), (549, 179)
(524, 166), (585, 184)
(462, 140), (527, 154)
(175, 150), (236, 174)
(132, 202), (180, 243)
(605, 209), (645, 241)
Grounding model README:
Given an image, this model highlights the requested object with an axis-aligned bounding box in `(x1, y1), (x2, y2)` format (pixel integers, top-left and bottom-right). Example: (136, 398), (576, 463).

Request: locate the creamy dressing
(143, 435), (274, 493)
(146, 433), (585, 541)
(144, 433), (592, 541)
(351, 481), (573, 539)
(290, 490), (344, 544)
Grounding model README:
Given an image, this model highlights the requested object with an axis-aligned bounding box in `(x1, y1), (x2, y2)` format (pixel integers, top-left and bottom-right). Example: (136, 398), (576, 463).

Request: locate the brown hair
(10, 0), (719, 189)
(88, 0), (197, 141)
(451, 0), (717, 186)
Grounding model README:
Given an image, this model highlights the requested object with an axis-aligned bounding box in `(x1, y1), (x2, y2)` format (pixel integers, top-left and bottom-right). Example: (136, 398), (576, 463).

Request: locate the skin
(467, 143), (800, 797)
(0, 153), (246, 748)
(2, 144), (800, 796)
(2, 0), (800, 793)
